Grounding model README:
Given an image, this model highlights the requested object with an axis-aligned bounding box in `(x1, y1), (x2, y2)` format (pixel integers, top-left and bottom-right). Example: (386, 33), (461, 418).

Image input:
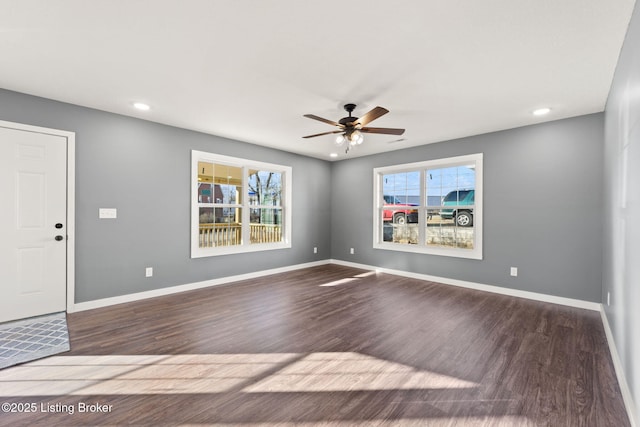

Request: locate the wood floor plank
(0, 264), (630, 426)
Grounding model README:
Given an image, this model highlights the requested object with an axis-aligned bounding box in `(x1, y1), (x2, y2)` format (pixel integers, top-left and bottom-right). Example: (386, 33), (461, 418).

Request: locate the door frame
(0, 120), (75, 314)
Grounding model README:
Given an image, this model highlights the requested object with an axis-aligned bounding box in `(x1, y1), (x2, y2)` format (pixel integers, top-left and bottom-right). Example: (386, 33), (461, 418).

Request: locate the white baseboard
(69, 260), (330, 313)
(71, 258), (601, 313)
(600, 308), (638, 427)
(330, 259), (601, 311)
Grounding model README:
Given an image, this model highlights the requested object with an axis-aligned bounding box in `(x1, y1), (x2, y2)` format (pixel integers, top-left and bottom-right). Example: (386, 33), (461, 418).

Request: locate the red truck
(383, 195), (418, 224)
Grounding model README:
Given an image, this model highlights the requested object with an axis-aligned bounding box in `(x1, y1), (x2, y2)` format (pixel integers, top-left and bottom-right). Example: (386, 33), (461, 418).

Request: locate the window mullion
(241, 166), (249, 246)
(418, 169), (425, 246)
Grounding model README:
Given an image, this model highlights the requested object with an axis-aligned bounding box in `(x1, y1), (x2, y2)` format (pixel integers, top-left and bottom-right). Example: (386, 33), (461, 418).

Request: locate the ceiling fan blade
(354, 106), (389, 127)
(361, 127), (405, 135)
(304, 114), (340, 127)
(302, 130), (344, 139)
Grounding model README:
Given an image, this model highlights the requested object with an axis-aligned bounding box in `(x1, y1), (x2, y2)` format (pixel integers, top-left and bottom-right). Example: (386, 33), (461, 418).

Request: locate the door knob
(55, 235), (64, 241)
(55, 223), (63, 229)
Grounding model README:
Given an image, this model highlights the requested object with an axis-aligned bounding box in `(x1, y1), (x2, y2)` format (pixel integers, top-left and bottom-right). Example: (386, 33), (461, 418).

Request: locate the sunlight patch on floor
(0, 352), (477, 397)
(319, 271), (376, 287)
(353, 271), (376, 278)
(243, 352), (478, 392)
(319, 278), (359, 287)
(181, 416), (534, 427)
(0, 353), (298, 396)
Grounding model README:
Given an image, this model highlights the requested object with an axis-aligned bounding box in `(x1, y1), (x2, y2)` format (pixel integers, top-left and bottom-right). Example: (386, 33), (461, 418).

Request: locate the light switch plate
(99, 208), (117, 219)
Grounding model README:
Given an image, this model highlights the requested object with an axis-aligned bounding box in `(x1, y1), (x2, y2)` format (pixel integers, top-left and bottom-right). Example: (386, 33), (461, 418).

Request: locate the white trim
(373, 153), (483, 174)
(373, 153), (483, 260)
(69, 260), (329, 313)
(70, 258), (603, 314)
(191, 150), (292, 258)
(600, 308), (638, 427)
(0, 120), (76, 318)
(330, 259), (601, 311)
(66, 131), (76, 314)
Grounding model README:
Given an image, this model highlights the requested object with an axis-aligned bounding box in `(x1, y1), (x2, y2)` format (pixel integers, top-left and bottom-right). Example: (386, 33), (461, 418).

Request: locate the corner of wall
(600, 308), (639, 427)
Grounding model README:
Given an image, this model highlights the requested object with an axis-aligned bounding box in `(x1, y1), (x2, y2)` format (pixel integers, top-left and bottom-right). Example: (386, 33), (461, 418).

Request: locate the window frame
(373, 153), (483, 260)
(191, 150), (292, 258)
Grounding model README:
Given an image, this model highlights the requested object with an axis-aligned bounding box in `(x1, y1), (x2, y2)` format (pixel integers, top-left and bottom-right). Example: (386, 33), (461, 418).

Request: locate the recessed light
(133, 102), (150, 111)
(329, 153), (338, 158)
(533, 107), (551, 116)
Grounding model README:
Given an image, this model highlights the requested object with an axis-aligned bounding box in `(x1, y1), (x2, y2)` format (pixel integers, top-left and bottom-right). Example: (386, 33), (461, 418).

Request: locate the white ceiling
(1, 0), (636, 160)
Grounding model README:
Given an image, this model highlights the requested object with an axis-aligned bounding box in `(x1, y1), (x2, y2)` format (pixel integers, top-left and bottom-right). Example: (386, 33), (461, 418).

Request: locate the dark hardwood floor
(0, 264), (630, 426)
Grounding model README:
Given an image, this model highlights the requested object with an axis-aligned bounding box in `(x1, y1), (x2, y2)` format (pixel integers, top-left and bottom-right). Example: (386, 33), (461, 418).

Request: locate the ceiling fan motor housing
(339, 117), (358, 126)
(339, 103), (358, 126)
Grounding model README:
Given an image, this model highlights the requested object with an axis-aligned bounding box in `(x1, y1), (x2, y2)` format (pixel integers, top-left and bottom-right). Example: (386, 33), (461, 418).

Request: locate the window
(373, 153), (483, 259)
(192, 151), (291, 257)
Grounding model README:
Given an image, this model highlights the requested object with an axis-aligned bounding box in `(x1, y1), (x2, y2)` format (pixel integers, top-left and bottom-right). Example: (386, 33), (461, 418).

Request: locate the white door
(0, 125), (67, 323)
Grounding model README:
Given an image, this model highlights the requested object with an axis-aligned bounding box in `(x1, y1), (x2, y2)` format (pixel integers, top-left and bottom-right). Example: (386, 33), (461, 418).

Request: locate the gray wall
(0, 88), (606, 304)
(0, 89), (332, 302)
(603, 0), (640, 421)
(331, 114), (604, 302)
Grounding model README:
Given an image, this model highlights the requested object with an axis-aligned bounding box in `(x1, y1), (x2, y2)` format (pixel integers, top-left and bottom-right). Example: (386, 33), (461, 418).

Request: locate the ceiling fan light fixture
(347, 130), (363, 145)
(303, 104), (404, 155)
(354, 130), (364, 145)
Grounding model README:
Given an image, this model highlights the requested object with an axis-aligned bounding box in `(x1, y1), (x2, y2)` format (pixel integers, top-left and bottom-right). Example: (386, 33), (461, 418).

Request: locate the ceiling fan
(303, 103), (405, 153)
